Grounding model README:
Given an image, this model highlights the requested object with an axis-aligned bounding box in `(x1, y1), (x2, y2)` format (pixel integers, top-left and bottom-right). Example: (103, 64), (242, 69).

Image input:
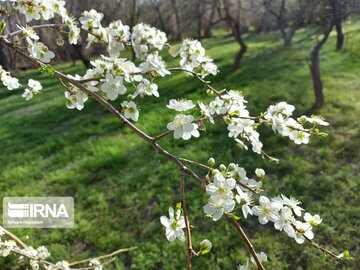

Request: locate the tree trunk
(309, 24), (333, 108)
(310, 48), (324, 108)
(232, 44), (247, 71)
(335, 21), (344, 50)
(231, 21), (247, 71)
(197, 12), (203, 40)
(278, 21), (292, 47)
(0, 47), (10, 70)
(154, 4), (167, 33)
(283, 33), (292, 47)
(73, 45), (92, 69)
(171, 0), (181, 40)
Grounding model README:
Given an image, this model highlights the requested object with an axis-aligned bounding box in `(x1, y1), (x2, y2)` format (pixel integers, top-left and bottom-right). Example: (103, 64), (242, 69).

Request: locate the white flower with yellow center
(27, 41), (55, 63)
(167, 114), (200, 140)
(160, 207), (186, 242)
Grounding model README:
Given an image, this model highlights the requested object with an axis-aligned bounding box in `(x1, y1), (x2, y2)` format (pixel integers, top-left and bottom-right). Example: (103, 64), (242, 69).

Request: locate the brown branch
(291, 223), (341, 260)
(0, 226), (27, 249)
(179, 158), (211, 170)
(168, 67), (222, 96)
(2, 24), (65, 39)
(180, 171), (196, 270)
(1, 225), (50, 270)
(68, 247), (137, 266)
(153, 129), (173, 141)
(228, 218), (265, 270)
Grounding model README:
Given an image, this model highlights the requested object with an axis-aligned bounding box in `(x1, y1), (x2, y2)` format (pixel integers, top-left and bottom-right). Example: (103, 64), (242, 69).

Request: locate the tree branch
(228, 218), (265, 270)
(180, 171), (196, 269)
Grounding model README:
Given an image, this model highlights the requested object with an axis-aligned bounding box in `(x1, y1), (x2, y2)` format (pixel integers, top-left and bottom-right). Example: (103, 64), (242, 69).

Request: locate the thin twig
(3, 24), (65, 39)
(0, 226), (27, 249)
(153, 129), (173, 141)
(68, 247), (138, 266)
(179, 158), (211, 170)
(180, 171), (196, 270)
(228, 218), (266, 270)
(168, 67), (222, 96)
(291, 224), (341, 260)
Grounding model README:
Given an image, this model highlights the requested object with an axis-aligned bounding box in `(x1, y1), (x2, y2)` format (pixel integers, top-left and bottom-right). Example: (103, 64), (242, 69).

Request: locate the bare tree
(171, 0), (182, 40)
(150, 0), (168, 33)
(308, 0), (335, 108)
(263, 0), (305, 46)
(217, 0), (248, 70)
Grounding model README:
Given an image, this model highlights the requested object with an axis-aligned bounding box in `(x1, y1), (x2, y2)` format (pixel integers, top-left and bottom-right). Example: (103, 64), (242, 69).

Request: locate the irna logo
(7, 203), (69, 218)
(3, 197), (74, 228)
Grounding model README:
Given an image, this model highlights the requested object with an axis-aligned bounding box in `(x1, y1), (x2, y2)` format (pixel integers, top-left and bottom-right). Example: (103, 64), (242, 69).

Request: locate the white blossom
(250, 251), (268, 265)
(304, 212), (322, 226)
(100, 73), (126, 100)
(273, 206), (296, 238)
(294, 221), (314, 244)
(198, 102), (214, 124)
(139, 53), (170, 77)
(298, 115), (329, 126)
(209, 96), (227, 115)
(252, 196), (282, 225)
(167, 99), (195, 112)
(27, 41), (55, 63)
(279, 195), (303, 217)
(167, 114), (200, 140)
(160, 207), (186, 242)
(133, 79), (159, 98)
(131, 23), (167, 59)
(89, 259), (102, 270)
(17, 24), (39, 41)
(121, 101), (139, 122)
(0, 67), (21, 90)
(79, 9), (103, 30)
(22, 79), (43, 100)
(65, 87), (88, 110)
(235, 186), (253, 218)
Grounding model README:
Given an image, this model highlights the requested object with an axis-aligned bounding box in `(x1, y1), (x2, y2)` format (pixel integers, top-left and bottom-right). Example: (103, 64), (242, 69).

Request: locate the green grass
(0, 22), (359, 270)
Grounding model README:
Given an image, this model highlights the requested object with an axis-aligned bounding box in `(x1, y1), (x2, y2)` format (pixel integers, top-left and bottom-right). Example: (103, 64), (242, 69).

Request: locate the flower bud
(208, 157), (215, 167)
(219, 164), (226, 171)
(206, 89), (213, 96)
(228, 163), (236, 171)
(198, 239), (212, 255)
(255, 168), (265, 180)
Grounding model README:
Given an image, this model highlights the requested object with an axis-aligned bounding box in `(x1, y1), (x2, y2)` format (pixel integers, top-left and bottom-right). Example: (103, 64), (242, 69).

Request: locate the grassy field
(0, 22), (359, 270)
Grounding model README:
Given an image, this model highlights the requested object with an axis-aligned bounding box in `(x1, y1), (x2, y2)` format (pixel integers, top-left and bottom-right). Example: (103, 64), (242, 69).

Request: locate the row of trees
(1, 0), (359, 108)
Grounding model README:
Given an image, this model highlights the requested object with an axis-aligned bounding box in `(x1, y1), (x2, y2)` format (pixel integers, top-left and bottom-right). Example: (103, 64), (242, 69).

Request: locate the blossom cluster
(14, 0), (80, 46)
(0, 227), (104, 270)
(176, 39), (218, 78)
(200, 162), (323, 246)
(0, 65), (43, 100)
(264, 102), (329, 145)
(0, 65), (20, 90)
(162, 88), (329, 164)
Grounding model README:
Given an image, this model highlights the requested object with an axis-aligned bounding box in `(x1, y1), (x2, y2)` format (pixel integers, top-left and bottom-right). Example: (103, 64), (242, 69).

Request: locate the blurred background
(0, 0), (359, 269)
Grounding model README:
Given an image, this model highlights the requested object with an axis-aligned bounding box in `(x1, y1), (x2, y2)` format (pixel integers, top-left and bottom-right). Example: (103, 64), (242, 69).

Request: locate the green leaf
(0, 21), (6, 35)
(227, 213), (241, 221)
(39, 65), (55, 76)
(169, 44), (181, 57)
(342, 250), (353, 261)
